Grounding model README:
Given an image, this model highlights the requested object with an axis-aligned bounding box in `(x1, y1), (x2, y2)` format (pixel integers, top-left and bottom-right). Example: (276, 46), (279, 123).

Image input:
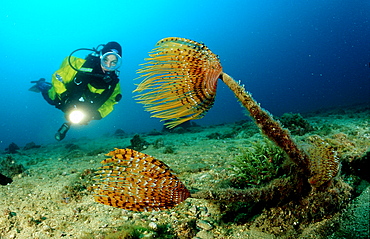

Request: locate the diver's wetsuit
(55, 55), (120, 120)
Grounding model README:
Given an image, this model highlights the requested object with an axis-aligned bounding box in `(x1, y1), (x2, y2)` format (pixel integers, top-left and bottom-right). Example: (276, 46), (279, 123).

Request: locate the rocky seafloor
(0, 104), (369, 239)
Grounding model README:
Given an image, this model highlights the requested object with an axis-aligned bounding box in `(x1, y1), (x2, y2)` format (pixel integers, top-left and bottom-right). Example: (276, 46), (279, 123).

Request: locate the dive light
(68, 109), (86, 124)
(55, 109), (86, 141)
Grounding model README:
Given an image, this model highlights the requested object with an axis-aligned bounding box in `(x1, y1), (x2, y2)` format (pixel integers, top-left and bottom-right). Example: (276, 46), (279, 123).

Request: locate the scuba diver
(29, 42), (122, 141)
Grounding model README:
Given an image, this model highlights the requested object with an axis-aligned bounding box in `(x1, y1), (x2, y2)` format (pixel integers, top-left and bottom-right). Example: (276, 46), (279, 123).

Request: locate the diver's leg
(41, 91), (56, 106)
(30, 78), (55, 105)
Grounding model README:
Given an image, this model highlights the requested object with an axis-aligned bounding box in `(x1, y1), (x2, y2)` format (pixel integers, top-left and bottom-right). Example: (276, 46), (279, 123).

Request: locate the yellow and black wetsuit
(47, 54), (121, 120)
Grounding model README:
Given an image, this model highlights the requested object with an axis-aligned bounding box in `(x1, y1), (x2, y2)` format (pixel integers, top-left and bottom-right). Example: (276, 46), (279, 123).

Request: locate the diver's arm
(96, 83), (121, 119)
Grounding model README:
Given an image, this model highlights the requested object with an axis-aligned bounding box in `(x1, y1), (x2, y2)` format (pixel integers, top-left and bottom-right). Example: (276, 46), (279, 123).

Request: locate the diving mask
(100, 50), (122, 71)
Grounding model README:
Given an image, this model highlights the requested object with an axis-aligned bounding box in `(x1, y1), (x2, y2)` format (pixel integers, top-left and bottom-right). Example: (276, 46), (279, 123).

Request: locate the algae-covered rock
(5, 142), (20, 154)
(0, 155), (26, 178)
(23, 142), (41, 150)
(128, 134), (149, 151)
(279, 113), (315, 136)
(328, 186), (370, 238)
(0, 173), (12, 185)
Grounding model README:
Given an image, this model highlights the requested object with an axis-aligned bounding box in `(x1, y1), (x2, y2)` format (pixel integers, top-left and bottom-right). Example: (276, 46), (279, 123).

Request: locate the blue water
(0, 0), (369, 149)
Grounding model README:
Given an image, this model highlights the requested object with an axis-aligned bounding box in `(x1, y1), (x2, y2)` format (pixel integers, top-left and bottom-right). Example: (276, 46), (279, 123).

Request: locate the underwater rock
(61, 144), (84, 160)
(5, 142), (20, 154)
(344, 150), (370, 181)
(114, 128), (126, 137)
(163, 146), (175, 154)
(0, 155), (26, 178)
(162, 121), (201, 133)
(171, 126), (187, 134)
(148, 222), (158, 230)
(0, 172), (12, 185)
(278, 112), (315, 135)
(128, 134), (149, 151)
(65, 143), (80, 152)
(328, 186), (370, 238)
(23, 142), (41, 150)
(195, 230), (215, 239)
(196, 220), (213, 231)
(153, 138), (165, 149)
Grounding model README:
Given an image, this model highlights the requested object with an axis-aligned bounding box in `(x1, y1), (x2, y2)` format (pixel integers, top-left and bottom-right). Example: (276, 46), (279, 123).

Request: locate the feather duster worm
(91, 148), (190, 212)
(135, 37), (340, 188)
(134, 37), (222, 128)
(306, 135), (340, 188)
